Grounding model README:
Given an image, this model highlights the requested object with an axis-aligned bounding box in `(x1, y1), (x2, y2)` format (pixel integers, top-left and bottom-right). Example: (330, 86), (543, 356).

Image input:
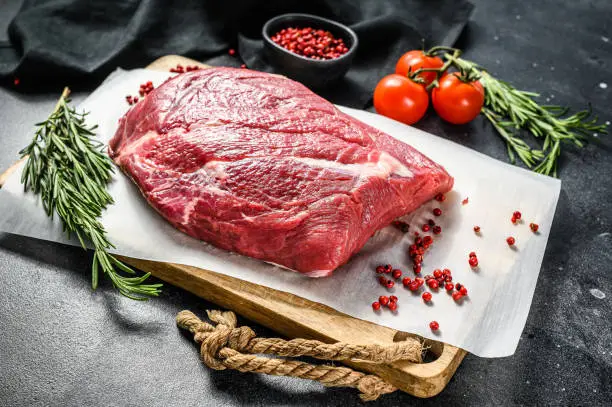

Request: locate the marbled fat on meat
(109, 68), (453, 277)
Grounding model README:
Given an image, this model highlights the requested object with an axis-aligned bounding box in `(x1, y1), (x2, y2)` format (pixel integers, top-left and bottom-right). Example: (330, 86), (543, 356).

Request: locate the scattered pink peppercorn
(384, 264), (392, 273)
(433, 225), (442, 234)
(378, 276), (387, 285)
(379, 296), (389, 306)
(138, 81), (154, 96)
(430, 321), (439, 331)
(469, 257), (479, 268)
(460, 286), (468, 296)
(513, 211), (522, 220)
(408, 281), (420, 291)
(422, 292), (432, 302)
(474, 226), (481, 233)
(428, 219), (436, 226)
(402, 277), (412, 287)
(372, 301), (381, 311)
(530, 223), (539, 233)
(428, 279), (439, 289)
(389, 295), (398, 303)
(433, 269), (442, 279)
(228, 48), (236, 56)
(375, 265), (385, 274)
(422, 224), (430, 232)
(435, 193), (445, 202)
(388, 301), (398, 311)
(445, 282), (454, 291)
(392, 269), (402, 279)
(413, 264), (422, 274)
(507, 236), (516, 246)
(170, 64), (186, 73)
(433, 208), (442, 216)
(452, 291), (463, 301)
(385, 280), (395, 289)
(462, 197), (469, 205)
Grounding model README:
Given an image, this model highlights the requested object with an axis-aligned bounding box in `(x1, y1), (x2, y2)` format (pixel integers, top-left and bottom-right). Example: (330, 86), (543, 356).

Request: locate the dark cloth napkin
(0, 0), (473, 108)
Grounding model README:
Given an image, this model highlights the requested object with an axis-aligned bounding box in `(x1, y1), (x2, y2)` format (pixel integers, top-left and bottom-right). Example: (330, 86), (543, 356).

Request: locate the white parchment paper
(0, 69), (561, 357)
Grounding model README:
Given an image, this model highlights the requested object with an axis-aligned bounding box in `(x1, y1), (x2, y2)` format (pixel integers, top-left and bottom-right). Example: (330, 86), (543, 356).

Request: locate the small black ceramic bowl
(262, 13), (358, 89)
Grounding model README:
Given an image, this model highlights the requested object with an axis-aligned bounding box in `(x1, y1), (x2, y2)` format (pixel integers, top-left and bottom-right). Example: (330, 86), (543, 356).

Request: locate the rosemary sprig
(19, 87), (162, 300)
(482, 108), (544, 167)
(442, 52), (607, 177)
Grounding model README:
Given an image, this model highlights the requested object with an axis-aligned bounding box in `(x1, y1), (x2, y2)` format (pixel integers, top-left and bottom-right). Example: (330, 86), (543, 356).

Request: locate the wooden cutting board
(0, 55), (466, 398)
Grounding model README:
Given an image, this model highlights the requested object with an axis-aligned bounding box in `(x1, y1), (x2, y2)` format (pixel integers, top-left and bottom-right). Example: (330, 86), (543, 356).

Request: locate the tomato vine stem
(409, 49), (462, 91)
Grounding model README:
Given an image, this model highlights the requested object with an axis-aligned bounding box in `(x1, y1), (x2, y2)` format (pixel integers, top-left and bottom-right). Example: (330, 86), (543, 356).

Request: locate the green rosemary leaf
(506, 143), (516, 164)
(109, 254), (137, 275)
(20, 87), (161, 300)
(92, 251), (99, 290)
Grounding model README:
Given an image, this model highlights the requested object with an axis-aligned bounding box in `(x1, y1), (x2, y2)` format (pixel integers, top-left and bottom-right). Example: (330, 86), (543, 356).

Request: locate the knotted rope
(176, 310), (423, 401)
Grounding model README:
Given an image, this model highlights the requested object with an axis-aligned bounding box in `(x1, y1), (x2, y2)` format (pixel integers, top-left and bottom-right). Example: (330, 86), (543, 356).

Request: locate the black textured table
(1, 1), (611, 406)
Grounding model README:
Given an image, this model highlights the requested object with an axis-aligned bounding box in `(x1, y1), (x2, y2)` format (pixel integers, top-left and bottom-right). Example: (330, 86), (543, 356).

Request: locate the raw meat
(109, 68), (453, 277)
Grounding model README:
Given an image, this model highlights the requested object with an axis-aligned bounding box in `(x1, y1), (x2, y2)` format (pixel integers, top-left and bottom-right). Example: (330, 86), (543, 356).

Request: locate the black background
(0, 0), (474, 107)
(1, 0), (611, 406)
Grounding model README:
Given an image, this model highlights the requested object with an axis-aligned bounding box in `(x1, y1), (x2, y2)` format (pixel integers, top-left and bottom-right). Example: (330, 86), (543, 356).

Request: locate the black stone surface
(1, 1), (611, 406)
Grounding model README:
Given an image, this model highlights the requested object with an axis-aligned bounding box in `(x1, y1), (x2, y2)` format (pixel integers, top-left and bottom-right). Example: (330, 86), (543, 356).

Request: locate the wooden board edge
(146, 55), (211, 72)
(0, 157), (25, 187)
(120, 256), (466, 398)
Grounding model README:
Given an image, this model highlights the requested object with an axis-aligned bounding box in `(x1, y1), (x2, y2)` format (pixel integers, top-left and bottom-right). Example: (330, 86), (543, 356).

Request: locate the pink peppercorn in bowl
(262, 13), (358, 89)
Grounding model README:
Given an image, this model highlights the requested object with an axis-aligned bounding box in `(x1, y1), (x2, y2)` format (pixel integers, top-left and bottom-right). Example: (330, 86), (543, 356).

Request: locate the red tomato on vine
(395, 50), (444, 85)
(374, 74), (429, 125)
(432, 73), (485, 124)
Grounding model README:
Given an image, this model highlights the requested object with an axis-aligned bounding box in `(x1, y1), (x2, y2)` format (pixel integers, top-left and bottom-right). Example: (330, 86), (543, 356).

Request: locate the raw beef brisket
(109, 68), (453, 276)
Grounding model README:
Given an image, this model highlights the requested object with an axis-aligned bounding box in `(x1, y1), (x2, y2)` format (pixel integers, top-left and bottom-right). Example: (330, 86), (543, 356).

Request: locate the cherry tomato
(374, 74), (429, 125)
(395, 50), (444, 85)
(432, 73), (485, 124)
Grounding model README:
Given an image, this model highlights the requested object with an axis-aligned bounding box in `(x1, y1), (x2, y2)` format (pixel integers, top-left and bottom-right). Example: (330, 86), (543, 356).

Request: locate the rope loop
(177, 310), (423, 401)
